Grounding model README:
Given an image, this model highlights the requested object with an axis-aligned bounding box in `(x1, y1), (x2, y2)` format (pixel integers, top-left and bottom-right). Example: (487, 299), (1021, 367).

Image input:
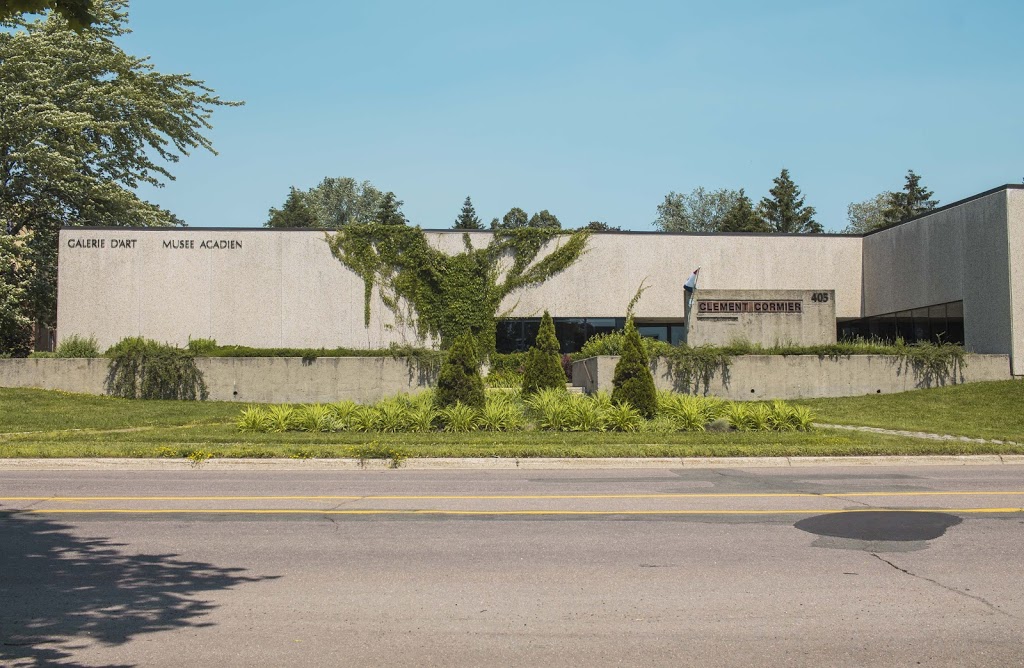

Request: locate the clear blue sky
(123, 0), (1024, 232)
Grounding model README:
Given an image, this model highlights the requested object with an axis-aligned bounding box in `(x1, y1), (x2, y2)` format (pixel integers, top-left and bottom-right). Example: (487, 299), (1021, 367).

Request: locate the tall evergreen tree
(453, 196), (482, 229)
(882, 170), (938, 226)
(521, 311), (566, 395)
(435, 331), (485, 409)
(266, 187), (317, 228)
(719, 189), (768, 233)
(610, 317), (657, 418)
(758, 169), (822, 233)
(375, 191), (407, 226)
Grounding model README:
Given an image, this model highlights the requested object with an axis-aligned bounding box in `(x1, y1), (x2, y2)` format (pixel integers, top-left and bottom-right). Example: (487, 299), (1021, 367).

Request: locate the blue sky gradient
(122, 0), (1024, 231)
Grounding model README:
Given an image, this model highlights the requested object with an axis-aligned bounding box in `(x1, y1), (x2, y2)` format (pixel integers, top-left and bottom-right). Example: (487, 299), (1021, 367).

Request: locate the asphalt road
(1, 464), (1023, 667)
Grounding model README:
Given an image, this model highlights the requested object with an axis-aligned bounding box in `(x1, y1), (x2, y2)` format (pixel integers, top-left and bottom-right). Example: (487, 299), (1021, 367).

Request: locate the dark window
(843, 301), (964, 345)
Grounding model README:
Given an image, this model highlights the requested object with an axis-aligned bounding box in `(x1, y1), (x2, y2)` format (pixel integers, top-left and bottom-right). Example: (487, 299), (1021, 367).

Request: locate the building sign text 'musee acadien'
(698, 300), (803, 314)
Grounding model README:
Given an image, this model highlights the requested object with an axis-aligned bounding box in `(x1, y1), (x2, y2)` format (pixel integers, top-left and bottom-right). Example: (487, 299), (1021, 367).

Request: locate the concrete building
(56, 184), (1024, 375)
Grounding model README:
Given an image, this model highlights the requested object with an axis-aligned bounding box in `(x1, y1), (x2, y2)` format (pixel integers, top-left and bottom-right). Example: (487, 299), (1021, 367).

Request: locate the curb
(0, 455), (1022, 471)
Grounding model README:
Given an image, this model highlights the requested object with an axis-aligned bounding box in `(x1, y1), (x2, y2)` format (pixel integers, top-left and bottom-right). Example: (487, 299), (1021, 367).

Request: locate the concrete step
(566, 384), (585, 394)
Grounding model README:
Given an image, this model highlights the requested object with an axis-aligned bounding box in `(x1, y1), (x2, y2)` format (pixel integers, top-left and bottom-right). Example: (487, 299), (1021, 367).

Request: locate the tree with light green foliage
(522, 311), (566, 395)
(0, 0), (240, 337)
(611, 317), (657, 418)
(654, 187), (740, 232)
(0, 234), (32, 355)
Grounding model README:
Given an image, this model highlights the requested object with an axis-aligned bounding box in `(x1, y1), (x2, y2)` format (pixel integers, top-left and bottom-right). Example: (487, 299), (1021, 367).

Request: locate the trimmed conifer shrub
(611, 317), (657, 418)
(435, 332), (486, 409)
(521, 310), (566, 395)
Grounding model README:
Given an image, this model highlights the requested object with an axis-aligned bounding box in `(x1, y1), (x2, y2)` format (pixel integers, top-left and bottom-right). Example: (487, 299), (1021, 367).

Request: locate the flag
(684, 267), (700, 293)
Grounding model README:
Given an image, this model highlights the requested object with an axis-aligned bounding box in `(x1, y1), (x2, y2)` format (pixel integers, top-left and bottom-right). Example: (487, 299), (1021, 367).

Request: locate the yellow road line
(20, 507), (1024, 516)
(3, 491), (1024, 502)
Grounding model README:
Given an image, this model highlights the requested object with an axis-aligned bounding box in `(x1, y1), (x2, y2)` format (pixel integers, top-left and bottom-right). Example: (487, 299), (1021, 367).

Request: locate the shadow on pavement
(0, 510), (276, 667)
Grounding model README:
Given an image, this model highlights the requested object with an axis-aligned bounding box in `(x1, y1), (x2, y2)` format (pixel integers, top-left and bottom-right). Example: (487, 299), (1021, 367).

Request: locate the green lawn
(2, 384), (1023, 459)
(795, 379), (1024, 442)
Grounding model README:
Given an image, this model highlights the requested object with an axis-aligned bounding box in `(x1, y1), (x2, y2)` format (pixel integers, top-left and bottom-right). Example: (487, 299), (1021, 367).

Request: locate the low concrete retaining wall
(1, 354), (1013, 403)
(0, 357), (435, 404)
(571, 354), (1012, 400)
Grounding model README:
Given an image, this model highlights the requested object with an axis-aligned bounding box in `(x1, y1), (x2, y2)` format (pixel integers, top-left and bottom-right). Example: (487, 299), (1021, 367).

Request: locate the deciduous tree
(844, 192), (891, 233)
(0, 0), (239, 349)
(654, 187), (739, 233)
(1, 0), (96, 30)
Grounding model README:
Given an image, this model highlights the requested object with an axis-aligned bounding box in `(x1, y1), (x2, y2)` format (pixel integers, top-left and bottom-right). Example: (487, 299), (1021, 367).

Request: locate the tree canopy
(882, 170), (938, 226)
(266, 187), (317, 228)
(654, 187), (740, 233)
(490, 207), (561, 230)
(1, 0), (95, 30)
(265, 178), (385, 229)
(757, 169), (822, 233)
(718, 189), (767, 233)
(0, 0), (239, 352)
(844, 171), (939, 233)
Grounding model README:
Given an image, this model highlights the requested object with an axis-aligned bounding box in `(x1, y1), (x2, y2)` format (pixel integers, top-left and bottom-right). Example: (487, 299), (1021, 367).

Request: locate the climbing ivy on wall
(326, 225), (590, 353)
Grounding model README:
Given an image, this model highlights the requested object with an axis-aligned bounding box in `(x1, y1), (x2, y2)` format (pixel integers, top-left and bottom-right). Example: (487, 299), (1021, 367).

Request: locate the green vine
(326, 225), (590, 353)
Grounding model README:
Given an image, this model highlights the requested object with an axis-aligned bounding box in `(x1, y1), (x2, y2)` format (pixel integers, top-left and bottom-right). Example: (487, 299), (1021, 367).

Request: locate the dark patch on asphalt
(526, 477), (686, 484)
(795, 511), (962, 542)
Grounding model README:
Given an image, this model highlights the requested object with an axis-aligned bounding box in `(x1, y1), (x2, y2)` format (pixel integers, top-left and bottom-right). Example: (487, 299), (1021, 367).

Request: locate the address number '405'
(811, 292), (830, 303)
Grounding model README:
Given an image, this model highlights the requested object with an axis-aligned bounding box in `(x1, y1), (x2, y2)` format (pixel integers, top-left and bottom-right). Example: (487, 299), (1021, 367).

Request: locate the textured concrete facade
(57, 228), (863, 350)
(55, 185), (1024, 373)
(571, 354), (1011, 400)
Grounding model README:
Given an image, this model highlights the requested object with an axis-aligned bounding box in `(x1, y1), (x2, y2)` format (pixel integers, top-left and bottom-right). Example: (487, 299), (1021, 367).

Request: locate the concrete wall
(0, 357), (435, 404)
(1007, 189), (1024, 376)
(571, 354), (1011, 400)
(2, 353), (1010, 403)
(688, 289), (836, 347)
(57, 228), (864, 351)
(862, 190), (1013, 358)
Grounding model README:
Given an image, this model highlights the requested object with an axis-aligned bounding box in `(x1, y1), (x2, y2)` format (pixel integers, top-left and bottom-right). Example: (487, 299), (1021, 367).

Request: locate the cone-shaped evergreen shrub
(611, 317), (657, 418)
(521, 311), (566, 395)
(435, 332), (485, 409)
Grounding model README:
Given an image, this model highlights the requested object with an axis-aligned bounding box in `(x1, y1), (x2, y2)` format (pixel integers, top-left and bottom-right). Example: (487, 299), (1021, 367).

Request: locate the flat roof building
(57, 184), (1024, 376)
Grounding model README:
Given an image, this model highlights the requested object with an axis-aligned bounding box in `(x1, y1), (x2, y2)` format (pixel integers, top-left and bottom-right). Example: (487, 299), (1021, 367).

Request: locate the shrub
(104, 337), (208, 400)
(237, 405), (271, 432)
(480, 395), (525, 432)
(603, 402), (644, 432)
(374, 397), (413, 433)
(565, 394), (605, 432)
(485, 369), (524, 389)
(328, 401), (359, 430)
(435, 332), (485, 409)
(524, 387), (571, 431)
(522, 311), (566, 395)
(576, 330), (672, 360)
(439, 402), (481, 432)
(266, 405), (298, 432)
(296, 404), (336, 432)
(349, 406), (379, 432)
(610, 318), (657, 418)
(186, 337), (218, 355)
(55, 334), (101, 358)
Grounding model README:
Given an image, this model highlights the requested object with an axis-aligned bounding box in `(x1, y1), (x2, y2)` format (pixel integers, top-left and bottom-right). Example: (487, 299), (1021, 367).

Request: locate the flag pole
(682, 267), (700, 346)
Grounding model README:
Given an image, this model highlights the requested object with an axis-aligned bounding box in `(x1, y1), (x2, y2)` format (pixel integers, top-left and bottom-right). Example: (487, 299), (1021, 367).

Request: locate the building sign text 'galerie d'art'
(65, 238), (243, 250)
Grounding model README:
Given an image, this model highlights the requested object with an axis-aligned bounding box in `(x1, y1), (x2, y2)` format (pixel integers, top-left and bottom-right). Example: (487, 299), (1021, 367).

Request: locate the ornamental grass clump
(435, 332), (485, 410)
(439, 402), (481, 432)
(521, 311), (566, 395)
(55, 334), (101, 358)
(296, 403), (336, 432)
(610, 317), (658, 418)
(480, 393), (525, 432)
(237, 405), (271, 432)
